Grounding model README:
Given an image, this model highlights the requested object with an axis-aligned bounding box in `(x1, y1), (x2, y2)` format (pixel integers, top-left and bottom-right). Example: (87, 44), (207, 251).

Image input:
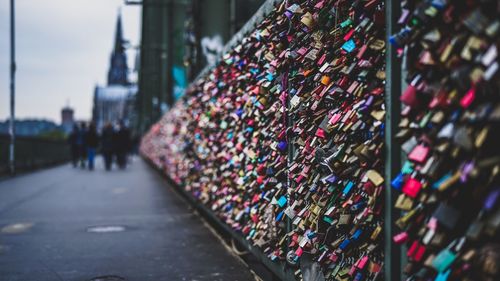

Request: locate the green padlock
(432, 238), (465, 273)
(432, 248), (456, 273)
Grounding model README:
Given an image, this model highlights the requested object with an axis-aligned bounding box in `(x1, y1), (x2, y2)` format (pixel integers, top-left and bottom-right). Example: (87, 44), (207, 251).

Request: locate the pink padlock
(402, 177), (423, 198)
(393, 232), (409, 244)
(460, 86), (476, 108)
(408, 143), (430, 164)
(357, 256), (369, 269)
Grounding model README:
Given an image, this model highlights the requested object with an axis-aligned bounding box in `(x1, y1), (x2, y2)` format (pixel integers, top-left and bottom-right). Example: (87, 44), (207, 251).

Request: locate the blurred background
(0, 2), (273, 280)
(0, 0), (266, 174)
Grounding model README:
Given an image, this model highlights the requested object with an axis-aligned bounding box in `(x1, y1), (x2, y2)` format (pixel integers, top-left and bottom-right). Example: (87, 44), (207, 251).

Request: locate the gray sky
(0, 0), (140, 122)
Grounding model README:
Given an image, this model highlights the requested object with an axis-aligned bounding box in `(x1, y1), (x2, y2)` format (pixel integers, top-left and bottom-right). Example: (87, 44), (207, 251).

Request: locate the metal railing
(144, 0), (406, 280)
(0, 134), (70, 175)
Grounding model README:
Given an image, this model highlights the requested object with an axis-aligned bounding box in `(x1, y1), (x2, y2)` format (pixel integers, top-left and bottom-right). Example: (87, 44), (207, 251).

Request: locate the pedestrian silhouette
(101, 122), (115, 171)
(67, 124), (80, 168)
(78, 122), (87, 168)
(114, 121), (131, 169)
(85, 123), (99, 170)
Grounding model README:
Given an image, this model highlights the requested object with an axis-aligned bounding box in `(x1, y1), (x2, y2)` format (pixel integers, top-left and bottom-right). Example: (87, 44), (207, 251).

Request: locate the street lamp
(9, 0), (16, 175)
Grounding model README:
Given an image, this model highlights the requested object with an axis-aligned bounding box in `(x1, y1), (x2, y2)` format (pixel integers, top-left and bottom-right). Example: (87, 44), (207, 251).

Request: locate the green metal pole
(165, 0), (174, 107)
(137, 0), (149, 133)
(384, 0), (402, 280)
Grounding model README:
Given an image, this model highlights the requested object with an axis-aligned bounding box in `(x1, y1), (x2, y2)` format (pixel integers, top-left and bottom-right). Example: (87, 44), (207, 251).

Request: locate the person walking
(114, 121), (131, 169)
(85, 123), (99, 170)
(67, 124), (80, 167)
(101, 123), (115, 171)
(77, 122), (87, 168)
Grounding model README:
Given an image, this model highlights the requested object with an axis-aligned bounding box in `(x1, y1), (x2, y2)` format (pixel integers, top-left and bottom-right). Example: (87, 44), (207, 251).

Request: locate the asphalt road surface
(0, 157), (255, 281)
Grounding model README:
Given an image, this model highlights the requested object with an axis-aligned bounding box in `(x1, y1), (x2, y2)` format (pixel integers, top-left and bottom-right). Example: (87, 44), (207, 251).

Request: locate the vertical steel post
(384, 0), (402, 280)
(159, 0), (166, 111)
(229, 0), (236, 36)
(165, 0), (174, 107)
(136, 0), (148, 133)
(187, 0), (201, 80)
(9, 0), (16, 175)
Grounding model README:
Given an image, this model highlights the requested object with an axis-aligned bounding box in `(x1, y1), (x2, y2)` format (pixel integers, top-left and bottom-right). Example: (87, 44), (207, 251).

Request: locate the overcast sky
(0, 0), (140, 122)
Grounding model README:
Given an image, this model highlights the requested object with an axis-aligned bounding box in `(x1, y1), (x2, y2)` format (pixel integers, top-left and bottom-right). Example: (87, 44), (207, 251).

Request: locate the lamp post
(9, 0), (16, 175)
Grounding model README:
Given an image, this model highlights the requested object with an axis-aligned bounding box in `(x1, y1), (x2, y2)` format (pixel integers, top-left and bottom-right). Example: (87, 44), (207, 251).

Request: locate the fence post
(384, 0), (403, 280)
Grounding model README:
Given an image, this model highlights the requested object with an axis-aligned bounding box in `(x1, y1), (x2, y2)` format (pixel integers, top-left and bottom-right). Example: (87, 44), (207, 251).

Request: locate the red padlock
(402, 177), (422, 198)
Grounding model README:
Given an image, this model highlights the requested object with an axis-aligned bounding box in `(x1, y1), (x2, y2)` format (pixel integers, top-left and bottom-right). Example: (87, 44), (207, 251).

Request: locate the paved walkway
(0, 158), (255, 281)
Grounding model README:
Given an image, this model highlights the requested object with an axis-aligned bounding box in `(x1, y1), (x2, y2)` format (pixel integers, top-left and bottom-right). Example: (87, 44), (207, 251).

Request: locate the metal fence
(142, 0), (406, 280)
(0, 134), (70, 175)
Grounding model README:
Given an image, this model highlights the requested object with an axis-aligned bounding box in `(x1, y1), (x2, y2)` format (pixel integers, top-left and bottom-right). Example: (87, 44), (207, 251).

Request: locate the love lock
(286, 250), (299, 267)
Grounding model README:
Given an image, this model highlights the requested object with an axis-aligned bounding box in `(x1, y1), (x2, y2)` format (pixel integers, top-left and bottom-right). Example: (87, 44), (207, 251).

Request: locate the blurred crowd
(67, 121), (134, 171)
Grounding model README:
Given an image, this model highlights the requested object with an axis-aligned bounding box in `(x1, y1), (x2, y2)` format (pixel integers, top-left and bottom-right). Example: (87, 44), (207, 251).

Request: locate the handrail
(0, 134), (70, 175)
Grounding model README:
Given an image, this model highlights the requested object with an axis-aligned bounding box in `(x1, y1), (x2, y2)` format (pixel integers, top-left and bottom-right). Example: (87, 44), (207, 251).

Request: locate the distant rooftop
(95, 84), (137, 100)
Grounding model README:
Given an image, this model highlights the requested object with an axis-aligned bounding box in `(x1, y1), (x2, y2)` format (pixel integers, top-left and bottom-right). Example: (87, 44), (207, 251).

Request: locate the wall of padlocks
(140, 0), (500, 280)
(389, 1), (500, 280)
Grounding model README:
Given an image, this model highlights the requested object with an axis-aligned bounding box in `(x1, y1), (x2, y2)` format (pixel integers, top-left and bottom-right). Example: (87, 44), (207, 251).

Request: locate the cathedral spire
(107, 9), (129, 86)
(114, 9), (125, 54)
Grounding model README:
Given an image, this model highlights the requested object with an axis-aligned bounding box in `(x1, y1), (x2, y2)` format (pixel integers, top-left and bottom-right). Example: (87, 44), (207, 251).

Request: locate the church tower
(107, 11), (129, 86)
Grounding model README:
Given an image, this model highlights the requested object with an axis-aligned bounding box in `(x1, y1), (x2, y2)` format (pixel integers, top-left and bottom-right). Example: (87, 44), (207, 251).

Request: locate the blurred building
(61, 106), (74, 134)
(0, 119), (61, 137)
(92, 11), (137, 131)
(93, 85), (136, 130)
